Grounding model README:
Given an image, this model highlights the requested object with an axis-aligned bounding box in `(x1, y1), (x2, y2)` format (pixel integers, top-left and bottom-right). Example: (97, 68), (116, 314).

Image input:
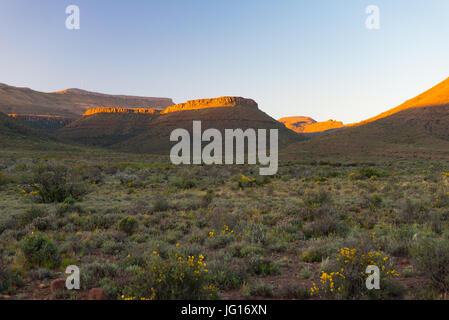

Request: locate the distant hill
(283, 77), (449, 160)
(0, 83), (174, 119)
(278, 116), (316, 132)
(60, 97), (303, 154)
(279, 116), (344, 134)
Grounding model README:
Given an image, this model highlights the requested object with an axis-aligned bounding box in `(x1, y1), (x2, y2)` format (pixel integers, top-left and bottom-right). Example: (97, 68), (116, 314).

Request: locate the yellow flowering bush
(241, 175), (255, 183)
(238, 174), (256, 189)
(208, 225), (235, 249)
(122, 251), (217, 300)
(311, 244), (399, 299)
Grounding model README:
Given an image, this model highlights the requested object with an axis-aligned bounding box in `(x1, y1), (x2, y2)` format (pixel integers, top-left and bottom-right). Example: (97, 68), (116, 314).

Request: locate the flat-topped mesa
(83, 107), (161, 116)
(161, 97), (258, 114)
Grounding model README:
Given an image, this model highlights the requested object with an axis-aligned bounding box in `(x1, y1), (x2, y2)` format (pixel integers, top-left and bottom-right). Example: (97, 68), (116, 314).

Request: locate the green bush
(351, 167), (385, 180)
(0, 266), (23, 294)
(81, 261), (120, 289)
(32, 164), (87, 203)
(21, 233), (61, 269)
(208, 258), (249, 290)
(249, 282), (274, 298)
(152, 198), (170, 212)
(411, 237), (449, 293)
(248, 256), (281, 276)
(118, 216), (138, 235)
(303, 189), (332, 208)
(302, 218), (349, 239)
(168, 177), (198, 189)
(19, 206), (47, 227)
(278, 283), (309, 299)
(0, 171), (12, 187)
(201, 190), (214, 207)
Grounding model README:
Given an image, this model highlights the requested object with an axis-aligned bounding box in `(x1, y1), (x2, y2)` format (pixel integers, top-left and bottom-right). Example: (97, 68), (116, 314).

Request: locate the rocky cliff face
(161, 97), (258, 114)
(83, 107), (161, 116)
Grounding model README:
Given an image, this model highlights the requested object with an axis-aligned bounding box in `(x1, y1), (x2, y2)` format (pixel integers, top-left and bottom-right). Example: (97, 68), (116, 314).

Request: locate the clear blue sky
(1, 0), (448, 123)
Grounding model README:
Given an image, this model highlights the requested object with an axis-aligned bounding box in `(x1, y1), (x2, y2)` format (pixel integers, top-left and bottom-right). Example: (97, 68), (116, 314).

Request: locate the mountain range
(2, 77), (449, 160)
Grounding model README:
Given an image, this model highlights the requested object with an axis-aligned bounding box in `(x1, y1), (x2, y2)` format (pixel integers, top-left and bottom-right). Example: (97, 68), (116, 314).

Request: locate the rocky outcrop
(88, 288), (108, 300)
(83, 107), (161, 116)
(161, 97), (258, 114)
(50, 278), (66, 292)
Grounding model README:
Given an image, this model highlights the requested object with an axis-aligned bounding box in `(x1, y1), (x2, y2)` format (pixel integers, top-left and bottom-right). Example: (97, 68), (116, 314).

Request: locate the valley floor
(0, 147), (448, 300)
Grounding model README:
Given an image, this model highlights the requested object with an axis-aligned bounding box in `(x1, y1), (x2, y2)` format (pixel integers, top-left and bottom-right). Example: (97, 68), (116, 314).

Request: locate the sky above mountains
(1, 0), (449, 123)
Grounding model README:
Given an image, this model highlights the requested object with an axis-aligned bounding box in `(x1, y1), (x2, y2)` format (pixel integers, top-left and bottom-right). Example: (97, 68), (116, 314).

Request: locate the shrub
(300, 240), (339, 263)
(248, 256), (281, 276)
(168, 177), (198, 189)
(278, 283), (309, 299)
(33, 216), (54, 231)
(81, 261), (120, 289)
(0, 266), (22, 294)
(401, 199), (428, 222)
(303, 189), (332, 208)
(238, 175), (256, 189)
(302, 218), (349, 239)
(99, 277), (121, 299)
(350, 167), (384, 180)
(208, 258), (249, 290)
(411, 237), (449, 293)
(123, 251), (217, 300)
(249, 282), (274, 298)
(118, 216), (138, 236)
(0, 171), (12, 187)
(80, 166), (104, 185)
(201, 190), (214, 207)
(19, 206), (47, 227)
(30, 267), (54, 281)
(21, 233), (61, 269)
(152, 198), (170, 212)
(32, 164), (87, 203)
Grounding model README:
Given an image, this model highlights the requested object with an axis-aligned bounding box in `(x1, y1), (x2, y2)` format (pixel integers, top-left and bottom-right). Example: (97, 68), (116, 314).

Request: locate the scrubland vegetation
(1, 149), (449, 300)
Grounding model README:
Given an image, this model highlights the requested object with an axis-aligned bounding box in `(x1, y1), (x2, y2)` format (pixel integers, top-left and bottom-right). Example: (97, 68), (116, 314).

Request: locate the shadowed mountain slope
(0, 111), (62, 150)
(60, 97), (303, 154)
